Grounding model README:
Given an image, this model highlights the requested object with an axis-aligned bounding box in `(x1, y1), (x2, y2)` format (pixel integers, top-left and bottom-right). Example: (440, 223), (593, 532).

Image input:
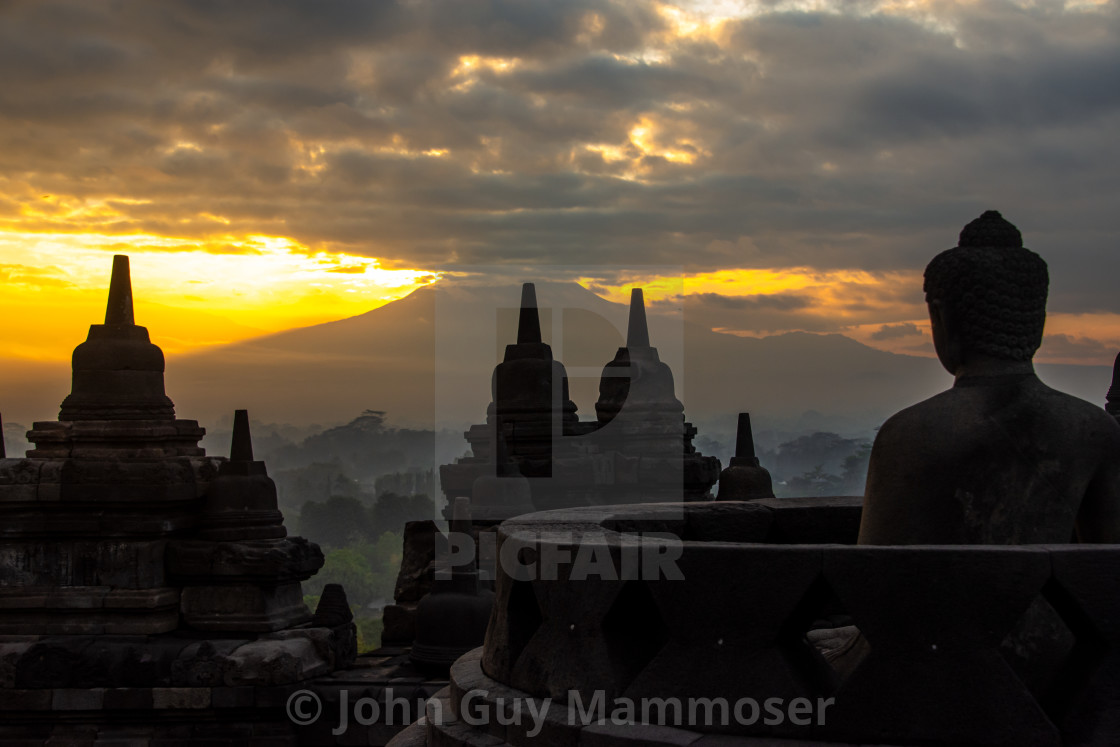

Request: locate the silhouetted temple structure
(0, 257), (443, 745)
(384, 283), (724, 647)
(441, 284), (721, 514)
(716, 412), (775, 501)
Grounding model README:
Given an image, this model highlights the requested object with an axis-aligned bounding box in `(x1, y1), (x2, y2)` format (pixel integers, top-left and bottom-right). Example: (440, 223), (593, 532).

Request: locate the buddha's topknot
(923, 211), (1048, 361)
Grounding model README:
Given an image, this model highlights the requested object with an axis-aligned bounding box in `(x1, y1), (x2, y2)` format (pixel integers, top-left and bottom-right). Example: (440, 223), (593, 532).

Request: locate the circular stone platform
(398, 499), (1120, 746)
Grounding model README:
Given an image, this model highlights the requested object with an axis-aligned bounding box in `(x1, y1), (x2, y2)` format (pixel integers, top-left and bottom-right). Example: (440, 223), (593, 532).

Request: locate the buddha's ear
(927, 299), (942, 336)
(928, 299), (962, 374)
(929, 298), (957, 335)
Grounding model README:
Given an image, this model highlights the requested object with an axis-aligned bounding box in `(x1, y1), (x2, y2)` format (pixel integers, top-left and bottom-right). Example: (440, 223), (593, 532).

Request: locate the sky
(1, 0), (1119, 364)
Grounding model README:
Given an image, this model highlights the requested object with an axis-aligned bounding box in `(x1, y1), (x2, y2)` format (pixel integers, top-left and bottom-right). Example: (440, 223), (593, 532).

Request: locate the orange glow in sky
(0, 231), (440, 361)
(2, 0), (1118, 369)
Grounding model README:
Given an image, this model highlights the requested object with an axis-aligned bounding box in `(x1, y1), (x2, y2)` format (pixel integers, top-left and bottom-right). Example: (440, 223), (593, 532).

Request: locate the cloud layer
(2, 0), (1119, 357)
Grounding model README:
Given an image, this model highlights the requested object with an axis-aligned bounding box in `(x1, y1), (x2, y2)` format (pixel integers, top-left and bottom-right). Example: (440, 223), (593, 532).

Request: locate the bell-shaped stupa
(28, 255), (205, 458)
(198, 409), (287, 541)
(715, 412), (775, 500)
(410, 497), (495, 674)
(487, 282), (579, 467)
(594, 288), (683, 451)
(592, 287), (720, 499)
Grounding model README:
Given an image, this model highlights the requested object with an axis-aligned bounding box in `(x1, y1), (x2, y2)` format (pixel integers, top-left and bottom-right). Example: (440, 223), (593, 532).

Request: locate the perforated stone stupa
(439, 282), (721, 517)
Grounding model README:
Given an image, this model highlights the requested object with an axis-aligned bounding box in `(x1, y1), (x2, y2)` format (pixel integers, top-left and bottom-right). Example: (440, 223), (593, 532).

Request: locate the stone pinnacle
(627, 288), (650, 348)
(0, 412), (5, 459)
(230, 409), (254, 462)
(516, 282), (542, 344)
(104, 255), (135, 326)
(735, 412), (756, 459)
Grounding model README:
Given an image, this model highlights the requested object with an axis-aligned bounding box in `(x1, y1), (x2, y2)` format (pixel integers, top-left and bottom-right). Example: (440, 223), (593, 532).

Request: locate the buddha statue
(858, 210), (1120, 544)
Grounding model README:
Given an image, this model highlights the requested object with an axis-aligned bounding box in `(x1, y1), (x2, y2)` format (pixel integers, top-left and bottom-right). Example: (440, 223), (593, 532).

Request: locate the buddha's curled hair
(923, 211), (1048, 362)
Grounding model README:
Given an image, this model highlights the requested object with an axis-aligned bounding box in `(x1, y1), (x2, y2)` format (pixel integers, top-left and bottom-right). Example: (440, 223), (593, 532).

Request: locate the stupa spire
(626, 288), (650, 348)
(47, 254), (180, 425)
(487, 282), (579, 479)
(104, 255), (135, 326)
(230, 409), (254, 462)
(735, 412), (757, 459)
(516, 283), (542, 344)
(201, 408), (285, 541)
(716, 411), (774, 501)
(595, 285), (683, 436)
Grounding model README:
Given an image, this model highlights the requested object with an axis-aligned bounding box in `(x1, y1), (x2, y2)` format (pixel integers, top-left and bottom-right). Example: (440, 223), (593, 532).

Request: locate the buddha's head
(923, 210), (1048, 374)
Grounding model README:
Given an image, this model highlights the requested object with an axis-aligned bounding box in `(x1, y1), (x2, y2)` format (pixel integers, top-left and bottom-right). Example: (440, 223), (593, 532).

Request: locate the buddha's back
(859, 373), (1120, 544)
(858, 211), (1120, 546)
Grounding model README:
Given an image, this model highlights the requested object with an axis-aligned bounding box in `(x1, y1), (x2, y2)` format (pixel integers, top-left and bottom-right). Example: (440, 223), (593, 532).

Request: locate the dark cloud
(0, 0), (1118, 317)
(1038, 332), (1114, 363)
(689, 292), (811, 312)
(871, 322), (921, 341)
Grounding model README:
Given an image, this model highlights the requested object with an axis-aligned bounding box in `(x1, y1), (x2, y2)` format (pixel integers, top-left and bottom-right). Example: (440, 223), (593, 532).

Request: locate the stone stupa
(0, 255), (363, 743)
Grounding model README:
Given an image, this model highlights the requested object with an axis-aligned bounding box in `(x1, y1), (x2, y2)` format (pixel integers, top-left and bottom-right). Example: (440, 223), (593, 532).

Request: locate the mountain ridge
(3, 279), (1111, 438)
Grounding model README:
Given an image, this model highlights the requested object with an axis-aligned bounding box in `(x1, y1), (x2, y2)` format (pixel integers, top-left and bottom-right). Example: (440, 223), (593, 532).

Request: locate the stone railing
(470, 499), (1118, 746)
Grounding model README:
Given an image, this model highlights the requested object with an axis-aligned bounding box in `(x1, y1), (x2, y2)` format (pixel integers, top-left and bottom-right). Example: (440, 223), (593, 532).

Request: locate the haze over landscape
(2, 0), (1119, 457)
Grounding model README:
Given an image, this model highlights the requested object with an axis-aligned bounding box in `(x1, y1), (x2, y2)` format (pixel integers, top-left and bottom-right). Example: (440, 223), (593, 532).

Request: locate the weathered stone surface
(682, 501), (772, 542)
(103, 687), (155, 710)
(152, 687), (212, 709)
(394, 521), (437, 603)
(823, 545), (1056, 745)
(752, 497), (862, 545)
(27, 420), (206, 460)
(170, 639), (250, 686)
(179, 582), (311, 633)
(52, 687), (106, 710)
(582, 723), (703, 746)
(222, 637), (332, 686)
(0, 688), (51, 711)
(312, 584), (359, 669)
(1047, 546), (1120, 745)
(412, 499), (495, 675)
(166, 537), (323, 582)
(383, 602), (419, 646)
(626, 545), (825, 731)
(386, 720), (428, 747)
(0, 587), (181, 635)
(0, 539), (167, 588)
(3, 635), (191, 688)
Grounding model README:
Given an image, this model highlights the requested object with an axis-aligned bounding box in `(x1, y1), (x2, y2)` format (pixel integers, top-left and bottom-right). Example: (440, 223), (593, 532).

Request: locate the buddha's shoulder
(876, 380), (1120, 446)
(878, 389), (965, 432)
(1027, 380), (1120, 433)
